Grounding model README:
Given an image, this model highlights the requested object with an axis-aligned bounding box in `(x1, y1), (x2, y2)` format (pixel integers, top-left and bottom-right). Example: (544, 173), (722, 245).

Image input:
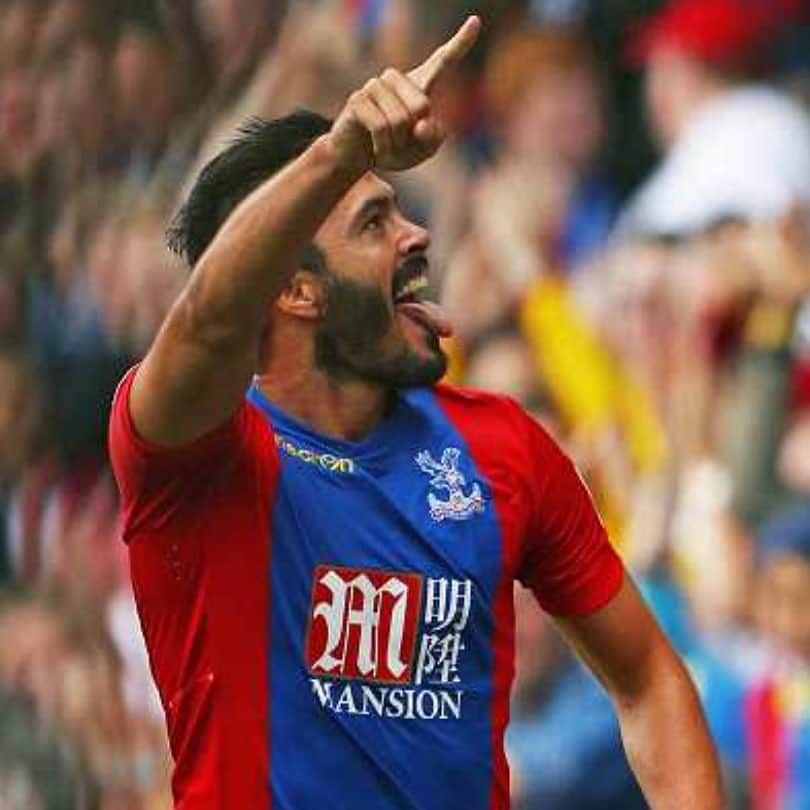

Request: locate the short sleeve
(513, 404), (623, 616)
(108, 365), (265, 541)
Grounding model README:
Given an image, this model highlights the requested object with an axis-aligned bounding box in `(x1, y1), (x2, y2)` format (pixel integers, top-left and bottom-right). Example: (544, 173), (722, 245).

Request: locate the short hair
(167, 110), (333, 266)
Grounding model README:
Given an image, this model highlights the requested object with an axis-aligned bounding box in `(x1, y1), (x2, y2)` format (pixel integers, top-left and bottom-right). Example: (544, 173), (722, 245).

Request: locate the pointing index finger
(408, 15), (481, 94)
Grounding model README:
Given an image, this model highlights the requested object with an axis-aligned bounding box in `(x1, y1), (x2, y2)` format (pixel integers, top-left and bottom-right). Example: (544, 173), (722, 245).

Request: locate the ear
(276, 271), (327, 320)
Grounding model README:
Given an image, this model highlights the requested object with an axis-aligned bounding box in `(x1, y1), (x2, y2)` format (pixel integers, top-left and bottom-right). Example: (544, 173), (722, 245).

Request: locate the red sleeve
(511, 403), (623, 617)
(108, 365), (268, 542)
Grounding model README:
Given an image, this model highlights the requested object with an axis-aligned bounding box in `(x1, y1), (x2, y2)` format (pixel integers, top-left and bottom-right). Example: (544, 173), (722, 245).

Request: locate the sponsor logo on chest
(306, 565), (473, 721)
(275, 434), (355, 474)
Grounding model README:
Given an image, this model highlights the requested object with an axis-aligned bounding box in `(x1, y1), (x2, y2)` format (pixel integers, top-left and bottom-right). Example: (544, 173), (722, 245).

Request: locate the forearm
(130, 134), (362, 445)
(617, 652), (724, 809)
(182, 134), (360, 344)
(127, 18), (481, 446)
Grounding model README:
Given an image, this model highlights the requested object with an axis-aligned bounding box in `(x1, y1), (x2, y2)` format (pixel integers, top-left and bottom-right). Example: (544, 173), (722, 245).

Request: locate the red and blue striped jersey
(109, 366), (623, 809)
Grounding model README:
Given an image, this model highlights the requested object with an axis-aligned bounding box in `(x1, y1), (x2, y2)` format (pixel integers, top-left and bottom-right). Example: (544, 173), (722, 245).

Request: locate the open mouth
(392, 259), (431, 305)
(391, 258), (453, 339)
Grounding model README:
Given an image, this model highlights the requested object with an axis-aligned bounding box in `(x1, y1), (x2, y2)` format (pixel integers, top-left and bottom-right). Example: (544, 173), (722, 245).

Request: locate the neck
(255, 364), (392, 442)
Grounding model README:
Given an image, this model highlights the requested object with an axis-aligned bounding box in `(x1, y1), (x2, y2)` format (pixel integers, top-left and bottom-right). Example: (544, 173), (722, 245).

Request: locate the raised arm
(129, 16), (481, 447)
(554, 576), (725, 809)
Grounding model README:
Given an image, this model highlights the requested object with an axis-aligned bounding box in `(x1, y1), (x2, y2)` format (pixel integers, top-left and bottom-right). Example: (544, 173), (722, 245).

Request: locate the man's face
(308, 173), (450, 388)
(643, 47), (711, 150)
(756, 553), (810, 661)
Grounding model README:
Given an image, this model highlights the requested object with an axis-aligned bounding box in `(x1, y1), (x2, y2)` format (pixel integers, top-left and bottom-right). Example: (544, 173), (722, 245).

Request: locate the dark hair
(167, 110), (333, 266)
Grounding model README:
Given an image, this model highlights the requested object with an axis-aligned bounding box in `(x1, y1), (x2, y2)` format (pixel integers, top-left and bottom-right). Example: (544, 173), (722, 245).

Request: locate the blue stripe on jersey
(247, 384), (504, 810)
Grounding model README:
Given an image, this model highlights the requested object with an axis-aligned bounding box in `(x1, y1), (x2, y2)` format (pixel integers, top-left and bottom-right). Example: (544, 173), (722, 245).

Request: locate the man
(616, 0), (810, 240)
(109, 16), (723, 809)
(739, 504), (810, 808)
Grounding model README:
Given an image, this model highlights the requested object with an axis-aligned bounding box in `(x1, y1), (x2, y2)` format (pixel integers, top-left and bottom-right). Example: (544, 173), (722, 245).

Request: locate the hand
(740, 205), (810, 305)
(329, 15), (480, 173)
(470, 160), (571, 293)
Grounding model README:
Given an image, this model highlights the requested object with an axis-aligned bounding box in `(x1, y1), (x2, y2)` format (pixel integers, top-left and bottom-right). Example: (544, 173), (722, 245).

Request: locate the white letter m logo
(306, 566), (423, 683)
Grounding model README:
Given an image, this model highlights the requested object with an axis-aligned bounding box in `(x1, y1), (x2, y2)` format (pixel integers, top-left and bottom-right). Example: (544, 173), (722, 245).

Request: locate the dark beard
(314, 273), (447, 388)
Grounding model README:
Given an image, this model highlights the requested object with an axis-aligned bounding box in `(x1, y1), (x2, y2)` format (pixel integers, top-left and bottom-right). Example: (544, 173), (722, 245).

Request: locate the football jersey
(109, 366), (623, 809)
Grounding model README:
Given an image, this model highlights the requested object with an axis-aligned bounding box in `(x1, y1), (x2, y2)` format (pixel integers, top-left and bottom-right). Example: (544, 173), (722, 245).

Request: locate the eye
(364, 214), (383, 233)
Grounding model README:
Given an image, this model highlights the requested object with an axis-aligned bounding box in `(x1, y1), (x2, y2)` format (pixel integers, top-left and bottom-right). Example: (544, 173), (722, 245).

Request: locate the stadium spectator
(744, 505), (810, 809)
(616, 0), (810, 239)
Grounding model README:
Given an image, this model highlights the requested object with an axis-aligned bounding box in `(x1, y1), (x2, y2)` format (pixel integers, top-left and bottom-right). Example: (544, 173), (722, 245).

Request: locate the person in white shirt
(616, 0), (810, 240)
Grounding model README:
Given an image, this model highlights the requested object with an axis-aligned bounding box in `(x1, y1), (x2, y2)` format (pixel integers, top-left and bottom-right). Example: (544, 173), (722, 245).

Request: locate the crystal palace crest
(415, 447), (485, 522)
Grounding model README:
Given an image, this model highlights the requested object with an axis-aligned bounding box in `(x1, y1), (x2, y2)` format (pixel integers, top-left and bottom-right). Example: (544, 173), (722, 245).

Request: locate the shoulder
(432, 382), (560, 464)
(433, 381), (508, 408)
(109, 364), (275, 483)
(433, 381), (522, 425)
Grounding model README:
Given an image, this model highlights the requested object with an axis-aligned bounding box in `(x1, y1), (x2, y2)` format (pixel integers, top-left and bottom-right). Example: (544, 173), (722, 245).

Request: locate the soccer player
(109, 16), (724, 809)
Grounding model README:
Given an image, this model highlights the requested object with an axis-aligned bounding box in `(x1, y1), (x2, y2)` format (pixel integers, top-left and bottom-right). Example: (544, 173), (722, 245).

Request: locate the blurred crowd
(3, 0), (810, 807)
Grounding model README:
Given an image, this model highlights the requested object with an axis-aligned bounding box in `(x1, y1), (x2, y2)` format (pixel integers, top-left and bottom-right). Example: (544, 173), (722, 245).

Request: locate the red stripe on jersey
(435, 382), (623, 810)
(435, 386), (521, 810)
(200, 403), (277, 810)
(109, 368), (279, 809)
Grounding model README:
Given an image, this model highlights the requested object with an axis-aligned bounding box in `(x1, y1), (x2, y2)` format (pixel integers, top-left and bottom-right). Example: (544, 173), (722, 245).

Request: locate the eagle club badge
(415, 447), (485, 522)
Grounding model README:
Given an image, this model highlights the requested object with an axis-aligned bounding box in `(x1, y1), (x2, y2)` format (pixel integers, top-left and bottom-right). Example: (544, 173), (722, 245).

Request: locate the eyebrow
(349, 193), (395, 233)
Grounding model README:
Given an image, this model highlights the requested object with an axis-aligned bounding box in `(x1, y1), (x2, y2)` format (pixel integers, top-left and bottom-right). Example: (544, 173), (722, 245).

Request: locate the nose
(398, 217), (430, 256)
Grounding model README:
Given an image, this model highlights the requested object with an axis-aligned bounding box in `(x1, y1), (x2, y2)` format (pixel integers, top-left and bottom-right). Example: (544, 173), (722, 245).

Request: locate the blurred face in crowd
(644, 46), (714, 149)
(66, 41), (109, 152)
(0, 0), (42, 70)
(756, 553), (810, 661)
(487, 30), (603, 172)
(88, 217), (136, 345)
(36, 67), (71, 156)
(36, 0), (84, 60)
(196, 0), (267, 69)
(278, 172), (448, 388)
(0, 604), (66, 688)
(48, 205), (81, 293)
(119, 214), (184, 352)
(464, 333), (540, 406)
(506, 65), (603, 171)
(0, 70), (37, 174)
(600, 242), (676, 384)
(197, 0), (239, 42)
(114, 28), (177, 135)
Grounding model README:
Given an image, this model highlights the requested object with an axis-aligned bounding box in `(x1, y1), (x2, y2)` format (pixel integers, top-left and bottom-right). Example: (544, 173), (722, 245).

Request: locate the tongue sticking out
(396, 300), (454, 338)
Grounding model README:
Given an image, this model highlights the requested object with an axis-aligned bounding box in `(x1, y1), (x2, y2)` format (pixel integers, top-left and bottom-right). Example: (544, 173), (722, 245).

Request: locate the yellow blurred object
(743, 300), (796, 350)
(520, 277), (669, 550)
(777, 675), (810, 722)
(440, 336), (466, 385)
(520, 277), (667, 473)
